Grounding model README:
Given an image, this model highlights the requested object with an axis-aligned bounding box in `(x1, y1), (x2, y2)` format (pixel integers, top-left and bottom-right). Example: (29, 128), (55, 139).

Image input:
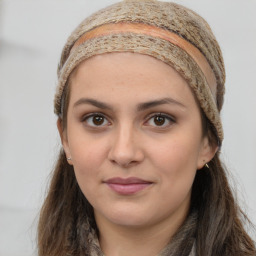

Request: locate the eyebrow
(73, 97), (186, 111)
(137, 97), (186, 111)
(73, 98), (112, 110)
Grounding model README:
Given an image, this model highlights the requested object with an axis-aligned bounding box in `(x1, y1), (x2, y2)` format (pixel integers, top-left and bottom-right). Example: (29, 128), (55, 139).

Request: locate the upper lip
(104, 177), (152, 184)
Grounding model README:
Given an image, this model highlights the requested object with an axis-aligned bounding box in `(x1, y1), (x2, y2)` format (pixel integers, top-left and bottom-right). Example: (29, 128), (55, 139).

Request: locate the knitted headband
(54, 0), (226, 143)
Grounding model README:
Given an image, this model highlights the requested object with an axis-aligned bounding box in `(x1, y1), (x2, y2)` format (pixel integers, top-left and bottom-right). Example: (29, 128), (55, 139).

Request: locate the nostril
(107, 129), (145, 167)
(108, 147), (144, 167)
(109, 155), (136, 167)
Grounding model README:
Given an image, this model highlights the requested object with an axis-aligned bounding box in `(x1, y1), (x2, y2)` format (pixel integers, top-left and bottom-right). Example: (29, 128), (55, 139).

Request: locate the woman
(37, 0), (256, 255)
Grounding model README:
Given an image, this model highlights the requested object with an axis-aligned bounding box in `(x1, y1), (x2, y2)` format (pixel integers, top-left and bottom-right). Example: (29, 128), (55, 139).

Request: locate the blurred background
(0, 0), (255, 255)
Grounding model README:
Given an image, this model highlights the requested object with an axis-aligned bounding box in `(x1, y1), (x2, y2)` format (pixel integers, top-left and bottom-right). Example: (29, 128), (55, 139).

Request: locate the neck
(95, 211), (188, 256)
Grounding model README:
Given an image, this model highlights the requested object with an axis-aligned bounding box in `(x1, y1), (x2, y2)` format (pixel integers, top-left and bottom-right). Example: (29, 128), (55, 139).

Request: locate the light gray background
(0, 0), (255, 255)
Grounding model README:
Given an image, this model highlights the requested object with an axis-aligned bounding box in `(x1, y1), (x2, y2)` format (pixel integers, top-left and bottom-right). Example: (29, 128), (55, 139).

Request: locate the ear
(57, 118), (73, 165)
(197, 136), (218, 169)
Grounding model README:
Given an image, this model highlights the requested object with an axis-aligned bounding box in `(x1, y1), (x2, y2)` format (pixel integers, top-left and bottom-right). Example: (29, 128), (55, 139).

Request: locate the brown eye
(93, 115), (104, 126)
(84, 114), (109, 127)
(154, 116), (165, 126)
(146, 113), (175, 128)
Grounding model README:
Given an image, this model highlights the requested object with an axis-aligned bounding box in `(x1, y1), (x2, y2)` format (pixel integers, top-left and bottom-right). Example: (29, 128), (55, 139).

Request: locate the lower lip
(106, 183), (152, 195)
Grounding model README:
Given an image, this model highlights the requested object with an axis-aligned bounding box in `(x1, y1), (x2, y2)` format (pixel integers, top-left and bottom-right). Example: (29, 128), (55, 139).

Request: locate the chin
(95, 203), (156, 228)
(109, 214), (152, 227)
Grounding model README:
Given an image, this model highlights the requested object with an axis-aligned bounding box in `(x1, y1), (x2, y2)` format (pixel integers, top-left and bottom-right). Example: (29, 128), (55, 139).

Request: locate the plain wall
(0, 0), (255, 255)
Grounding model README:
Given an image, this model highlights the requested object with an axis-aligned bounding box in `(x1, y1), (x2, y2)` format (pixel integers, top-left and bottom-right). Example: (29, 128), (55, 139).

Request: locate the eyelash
(81, 112), (176, 129)
(145, 113), (176, 128)
(81, 112), (111, 127)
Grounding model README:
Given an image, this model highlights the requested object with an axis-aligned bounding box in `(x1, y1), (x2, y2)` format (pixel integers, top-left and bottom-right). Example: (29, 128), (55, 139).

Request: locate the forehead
(68, 52), (198, 109)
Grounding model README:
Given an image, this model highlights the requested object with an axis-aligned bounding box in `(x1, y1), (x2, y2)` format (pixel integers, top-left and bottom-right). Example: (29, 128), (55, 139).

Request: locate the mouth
(104, 177), (153, 195)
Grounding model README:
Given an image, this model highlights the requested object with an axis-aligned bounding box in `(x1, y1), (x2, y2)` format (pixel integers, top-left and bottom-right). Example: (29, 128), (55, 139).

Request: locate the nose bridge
(108, 121), (143, 166)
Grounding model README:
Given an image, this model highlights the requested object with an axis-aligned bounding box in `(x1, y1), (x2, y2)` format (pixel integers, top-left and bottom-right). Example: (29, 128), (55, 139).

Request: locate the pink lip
(104, 177), (153, 195)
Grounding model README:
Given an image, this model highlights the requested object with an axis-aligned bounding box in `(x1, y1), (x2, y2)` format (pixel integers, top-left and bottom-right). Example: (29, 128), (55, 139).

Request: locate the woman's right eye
(82, 114), (110, 127)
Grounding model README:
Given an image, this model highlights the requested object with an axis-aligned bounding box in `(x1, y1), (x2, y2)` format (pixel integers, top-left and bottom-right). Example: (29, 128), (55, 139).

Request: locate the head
(38, 1), (255, 255)
(54, 0), (224, 230)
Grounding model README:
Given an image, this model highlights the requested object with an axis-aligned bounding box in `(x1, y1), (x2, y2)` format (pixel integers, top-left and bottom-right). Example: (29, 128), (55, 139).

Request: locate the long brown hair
(37, 83), (256, 255)
(38, 1), (255, 253)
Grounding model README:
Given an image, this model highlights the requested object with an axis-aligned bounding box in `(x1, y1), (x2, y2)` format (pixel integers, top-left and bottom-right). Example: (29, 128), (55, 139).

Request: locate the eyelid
(81, 112), (112, 127)
(146, 112), (175, 121)
(81, 111), (108, 120)
(144, 112), (176, 127)
(80, 111), (176, 128)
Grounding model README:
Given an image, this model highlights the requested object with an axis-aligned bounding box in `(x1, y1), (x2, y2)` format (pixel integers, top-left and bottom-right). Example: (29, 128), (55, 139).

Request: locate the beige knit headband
(71, 22), (217, 98)
(55, 0), (225, 144)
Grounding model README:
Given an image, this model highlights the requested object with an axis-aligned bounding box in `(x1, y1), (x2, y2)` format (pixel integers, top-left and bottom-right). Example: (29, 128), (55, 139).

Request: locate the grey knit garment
(87, 211), (197, 255)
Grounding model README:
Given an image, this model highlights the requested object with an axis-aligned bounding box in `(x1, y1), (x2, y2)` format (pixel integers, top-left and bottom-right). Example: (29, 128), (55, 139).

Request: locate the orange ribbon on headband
(71, 22), (217, 97)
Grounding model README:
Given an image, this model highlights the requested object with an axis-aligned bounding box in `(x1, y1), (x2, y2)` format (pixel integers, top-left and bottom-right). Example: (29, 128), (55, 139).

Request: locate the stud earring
(67, 157), (72, 161)
(205, 163), (209, 169)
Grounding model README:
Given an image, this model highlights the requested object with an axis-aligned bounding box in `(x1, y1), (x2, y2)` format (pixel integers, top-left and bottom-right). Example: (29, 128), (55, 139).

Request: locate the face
(59, 52), (215, 230)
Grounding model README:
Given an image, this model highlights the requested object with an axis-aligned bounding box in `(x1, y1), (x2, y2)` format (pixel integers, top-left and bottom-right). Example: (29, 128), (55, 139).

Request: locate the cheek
(151, 133), (200, 168)
(149, 133), (200, 192)
(68, 132), (109, 181)
(68, 137), (109, 206)
(152, 144), (197, 214)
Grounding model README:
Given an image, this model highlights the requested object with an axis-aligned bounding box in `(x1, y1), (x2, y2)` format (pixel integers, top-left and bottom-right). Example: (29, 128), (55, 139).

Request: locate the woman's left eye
(145, 113), (175, 128)
(83, 114), (110, 127)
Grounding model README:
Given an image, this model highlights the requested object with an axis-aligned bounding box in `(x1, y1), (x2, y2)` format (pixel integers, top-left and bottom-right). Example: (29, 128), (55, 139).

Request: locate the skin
(58, 52), (216, 256)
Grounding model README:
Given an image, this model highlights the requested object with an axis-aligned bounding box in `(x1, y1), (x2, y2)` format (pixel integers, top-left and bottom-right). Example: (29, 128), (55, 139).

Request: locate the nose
(108, 124), (144, 168)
